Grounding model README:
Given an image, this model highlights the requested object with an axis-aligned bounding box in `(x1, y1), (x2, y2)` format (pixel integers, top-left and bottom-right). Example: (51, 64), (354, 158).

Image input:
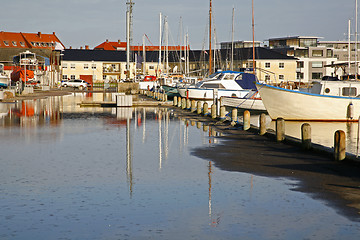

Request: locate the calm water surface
(1, 93), (360, 240)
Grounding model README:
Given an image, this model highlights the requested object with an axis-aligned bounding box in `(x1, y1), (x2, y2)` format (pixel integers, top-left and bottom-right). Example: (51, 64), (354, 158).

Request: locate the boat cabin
(310, 80), (360, 97)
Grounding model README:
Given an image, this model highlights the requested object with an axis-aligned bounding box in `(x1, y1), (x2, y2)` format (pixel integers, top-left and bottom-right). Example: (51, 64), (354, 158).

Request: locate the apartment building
(268, 36), (337, 82)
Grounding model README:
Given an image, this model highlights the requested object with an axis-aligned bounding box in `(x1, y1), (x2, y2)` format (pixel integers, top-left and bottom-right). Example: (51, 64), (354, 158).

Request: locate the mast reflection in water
(1, 95), (360, 239)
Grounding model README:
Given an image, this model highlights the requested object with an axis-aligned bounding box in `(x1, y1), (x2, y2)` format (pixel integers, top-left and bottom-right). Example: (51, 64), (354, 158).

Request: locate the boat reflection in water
(1, 94), (360, 239)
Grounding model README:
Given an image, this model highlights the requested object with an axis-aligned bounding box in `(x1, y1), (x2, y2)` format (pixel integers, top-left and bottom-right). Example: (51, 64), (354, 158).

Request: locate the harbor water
(1, 93), (360, 239)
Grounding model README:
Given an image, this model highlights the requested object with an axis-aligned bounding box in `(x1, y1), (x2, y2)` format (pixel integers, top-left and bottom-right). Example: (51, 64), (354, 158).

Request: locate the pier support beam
(276, 118), (285, 142)
(301, 123), (312, 150)
(334, 130), (346, 161)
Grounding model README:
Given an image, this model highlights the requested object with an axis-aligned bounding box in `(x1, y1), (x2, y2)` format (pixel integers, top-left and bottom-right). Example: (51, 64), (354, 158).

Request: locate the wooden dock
(79, 100), (173, 108)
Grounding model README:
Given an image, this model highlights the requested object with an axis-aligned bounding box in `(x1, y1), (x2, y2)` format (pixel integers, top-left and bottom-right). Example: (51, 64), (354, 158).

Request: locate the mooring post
(197, 101), (202, 114)
(219, 106), (226, 120)
(243, 110), (250, 130)
(203, 124), (209, 132)
(173, 96), (177, 106)
(203, 102), (209, 116)
(276, 117), (285, 142)
(164, 94), (168, 102)
(186, 99), (191, 110)
(191, 100), (196, 112)
(211, 104), (217, 119)
(301, 123), (312, 150)
(177, 96), (182, 108)
(181, 98), (186, 109)
(334, 130), (346, 161)
(231, 108), (238, 124)
(259, 113), (267, 135)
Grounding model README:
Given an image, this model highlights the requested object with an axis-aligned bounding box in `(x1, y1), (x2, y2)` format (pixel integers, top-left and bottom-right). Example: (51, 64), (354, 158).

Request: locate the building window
(279, 63), (284, 69)
(265, 62), (270, 68)
(71, 64), (75, 69)
(312, 50), (323, 57)
(265, 75), (270, 81)
(312, 61), (323, 68)
(12, 41), (17, 46)
(297, 72), (304, 80)
(31, 42), (36, 46)
(297, 61), (304, 68)
(312, 73), (323, 79)
(149, 66), (154, 70)
(19, 42), (25, 47)
(327, 49), (333, 58)
(70, 75), (76, 80)
(279, 75), (284, 80)
(63, 63), (68, 69)
(84, 64), (89, 69)
(92, 64), (96, 69)
(3, 41), (9, 46)
(62, 75), (68, 80)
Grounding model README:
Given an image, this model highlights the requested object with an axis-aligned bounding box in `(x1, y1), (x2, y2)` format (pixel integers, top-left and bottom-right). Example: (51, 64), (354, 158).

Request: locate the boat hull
(178, 87), (249, 100)
(256, 83), (360, 121)
(221, 96), (266, 111)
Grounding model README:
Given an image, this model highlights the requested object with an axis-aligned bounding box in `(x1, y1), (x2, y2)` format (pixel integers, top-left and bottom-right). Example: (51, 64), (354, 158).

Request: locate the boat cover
(235, 73), (257, 90)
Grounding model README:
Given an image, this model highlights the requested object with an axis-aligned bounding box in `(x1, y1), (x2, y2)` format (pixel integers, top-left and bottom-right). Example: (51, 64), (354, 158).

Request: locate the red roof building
(94, 39), (189, 51)
(0, 31), (64, 50)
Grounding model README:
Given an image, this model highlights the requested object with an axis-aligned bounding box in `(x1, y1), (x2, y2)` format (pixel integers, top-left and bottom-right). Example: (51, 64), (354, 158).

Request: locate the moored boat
(178, 71), (257, 100)
(256, 81), (360, 121)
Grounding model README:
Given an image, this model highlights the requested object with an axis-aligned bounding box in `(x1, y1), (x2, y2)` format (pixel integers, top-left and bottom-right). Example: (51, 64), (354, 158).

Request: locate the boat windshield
(208, 72), (221, 79)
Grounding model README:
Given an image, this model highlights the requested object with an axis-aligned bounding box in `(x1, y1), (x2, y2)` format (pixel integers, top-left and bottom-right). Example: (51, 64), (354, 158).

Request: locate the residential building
(318, 41), (360, 78)
(220, 40), (261, 50)
(268, 36), (337, 82)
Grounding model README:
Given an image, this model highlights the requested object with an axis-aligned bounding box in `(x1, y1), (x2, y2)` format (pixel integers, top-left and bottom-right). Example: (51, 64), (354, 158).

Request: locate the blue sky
(0, 0), (356, 49)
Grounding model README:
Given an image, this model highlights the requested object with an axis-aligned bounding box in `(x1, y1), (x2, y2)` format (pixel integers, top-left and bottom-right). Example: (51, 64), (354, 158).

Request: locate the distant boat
(178, 71), (256, 100)
(256, 80), (360, 121)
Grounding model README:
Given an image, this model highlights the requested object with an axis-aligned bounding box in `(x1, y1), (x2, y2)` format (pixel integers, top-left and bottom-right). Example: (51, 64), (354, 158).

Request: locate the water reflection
(1, 95), (360, 239)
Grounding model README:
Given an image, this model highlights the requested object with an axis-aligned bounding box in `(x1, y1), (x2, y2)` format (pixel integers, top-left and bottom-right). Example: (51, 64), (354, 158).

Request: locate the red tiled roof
(0, 31), (64, 49)
(94, 40), (189, 51)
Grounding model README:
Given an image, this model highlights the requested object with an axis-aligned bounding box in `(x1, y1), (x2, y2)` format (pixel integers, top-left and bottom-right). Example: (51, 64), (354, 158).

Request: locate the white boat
(256, 80), (360, 121)
(178, 71), (257, 100)
(221, 90), (266, 111)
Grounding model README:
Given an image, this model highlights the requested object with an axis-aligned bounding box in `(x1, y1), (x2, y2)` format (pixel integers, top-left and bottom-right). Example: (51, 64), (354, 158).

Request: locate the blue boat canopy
(235, 73), (257, 90)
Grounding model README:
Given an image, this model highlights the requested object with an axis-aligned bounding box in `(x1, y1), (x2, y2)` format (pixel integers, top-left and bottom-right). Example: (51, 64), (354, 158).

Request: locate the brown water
(0, 93), (360, 240)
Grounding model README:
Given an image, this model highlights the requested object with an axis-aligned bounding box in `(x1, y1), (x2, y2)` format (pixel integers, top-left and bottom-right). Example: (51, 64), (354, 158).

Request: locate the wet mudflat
(1, 94), (360, 239)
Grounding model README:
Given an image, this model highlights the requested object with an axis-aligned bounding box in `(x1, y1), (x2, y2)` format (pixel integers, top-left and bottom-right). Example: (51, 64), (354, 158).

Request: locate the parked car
(61, 79), (90, 90)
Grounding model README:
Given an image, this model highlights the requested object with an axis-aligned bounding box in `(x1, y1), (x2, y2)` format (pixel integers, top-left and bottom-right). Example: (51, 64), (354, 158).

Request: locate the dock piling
(243, 110), (250, 130)
(276, 118), (285, 142)
(211, 104), (217, 119)
(259, 113), (267, 135)
(197, 101), (202, 114)
(231, 108), (238, 124)
(203, 102), (209, 116)
(334, 130), (346, 161)
(301, 123), (312, 150)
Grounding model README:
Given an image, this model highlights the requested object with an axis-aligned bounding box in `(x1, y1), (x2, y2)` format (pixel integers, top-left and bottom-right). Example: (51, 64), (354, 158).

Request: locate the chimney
(80, 46), (83, 50)
(38, 32), (42, 38)
(85, 45), (89, 50)
(69, 46), (72, 49)
(118, 39), (121, 44)
(106, 39), (109, 43)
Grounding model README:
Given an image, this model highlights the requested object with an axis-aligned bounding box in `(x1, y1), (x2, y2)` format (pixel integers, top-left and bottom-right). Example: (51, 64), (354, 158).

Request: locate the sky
(0, 0), (356, 50)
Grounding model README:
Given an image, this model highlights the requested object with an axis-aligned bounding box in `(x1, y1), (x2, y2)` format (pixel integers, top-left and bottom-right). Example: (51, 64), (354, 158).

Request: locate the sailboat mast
(356, 0), (358, 80)
(209, 0), (213, 74)
(231, 7), (235, 71)
(158, 12), (162, 77)
(252, 0), (255, 75)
